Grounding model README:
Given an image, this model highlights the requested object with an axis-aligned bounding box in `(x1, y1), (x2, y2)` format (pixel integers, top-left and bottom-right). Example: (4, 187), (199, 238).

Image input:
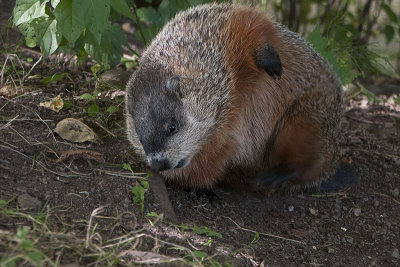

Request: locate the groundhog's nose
(149, 157), (171, 171)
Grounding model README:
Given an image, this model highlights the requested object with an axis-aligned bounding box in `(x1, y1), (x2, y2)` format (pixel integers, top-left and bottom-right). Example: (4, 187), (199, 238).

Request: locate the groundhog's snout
(147, 154), (188, 171)
(148, 157), (171, 171)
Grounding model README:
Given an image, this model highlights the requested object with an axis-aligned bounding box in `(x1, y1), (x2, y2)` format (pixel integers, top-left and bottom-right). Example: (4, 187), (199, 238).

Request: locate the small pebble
(353, 208), (361, 216)
(309, 208), (318, 216)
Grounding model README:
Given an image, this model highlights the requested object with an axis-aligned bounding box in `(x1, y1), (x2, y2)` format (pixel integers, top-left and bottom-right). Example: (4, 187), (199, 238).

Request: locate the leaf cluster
(13, 0), (128, 67)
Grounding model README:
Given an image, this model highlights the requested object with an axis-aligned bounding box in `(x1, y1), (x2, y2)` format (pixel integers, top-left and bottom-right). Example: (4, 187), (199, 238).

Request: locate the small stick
(223, 215), (306, 245)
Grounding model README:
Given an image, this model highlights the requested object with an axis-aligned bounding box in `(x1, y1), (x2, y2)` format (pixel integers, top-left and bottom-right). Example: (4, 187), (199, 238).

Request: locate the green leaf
(90, 64), (101, 75)
(132, 183), (145, 211)
(137, 7), (163, 26)
(252, 231), (260, 243)
(81, 93), (94, 101)
(85, 22), (126, 67)
(383, 25), (395, 44)
(31, 17), (61, 56)
(110, 0), (135, 21)
(134, 24), (159, 44)
(13, 0), (46, 26)
(140, 180), (149, 189)
(381, 3), (398, 23)
(307, 25), (357, 85)
(88, 103), (99, 116)
(158, 0), (188, 25)
(62, 100), (73, 110)
(40, 73), (67, 85)
(193, 225), (222, 238)
(54, 0), (91, 44)
(106, 105), (119, 113)
(123, 163), (133, 172)
(87, 0), (111, 45)
(192, 250), (207, 261)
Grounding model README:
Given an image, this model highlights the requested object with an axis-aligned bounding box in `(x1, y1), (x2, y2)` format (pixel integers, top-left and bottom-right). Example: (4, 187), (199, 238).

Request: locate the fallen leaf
(56, 149), (105, 163)
(0, 84), (22, 97)
(40, 94), (63, 112)
(54, 118), (101, 144)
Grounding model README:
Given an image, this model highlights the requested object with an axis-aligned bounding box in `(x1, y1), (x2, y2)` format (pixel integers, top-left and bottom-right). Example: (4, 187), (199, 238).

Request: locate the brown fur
(125, 4), (343, 192)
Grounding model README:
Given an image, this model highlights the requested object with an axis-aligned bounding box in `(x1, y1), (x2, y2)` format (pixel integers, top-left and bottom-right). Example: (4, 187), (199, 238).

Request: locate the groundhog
(125, 4), (346, 193)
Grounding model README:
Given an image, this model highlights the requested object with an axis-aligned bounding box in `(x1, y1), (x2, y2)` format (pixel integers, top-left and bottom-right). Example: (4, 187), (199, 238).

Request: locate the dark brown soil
(1, 2), (399, 266)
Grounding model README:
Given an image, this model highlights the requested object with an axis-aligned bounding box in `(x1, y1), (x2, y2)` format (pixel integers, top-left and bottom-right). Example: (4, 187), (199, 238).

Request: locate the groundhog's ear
(166, 76), (182, 98)
(254, 45), (282, 80)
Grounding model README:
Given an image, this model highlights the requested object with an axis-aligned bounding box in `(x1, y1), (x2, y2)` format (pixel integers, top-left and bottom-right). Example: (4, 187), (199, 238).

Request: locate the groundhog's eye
(168, 123), (177, 133)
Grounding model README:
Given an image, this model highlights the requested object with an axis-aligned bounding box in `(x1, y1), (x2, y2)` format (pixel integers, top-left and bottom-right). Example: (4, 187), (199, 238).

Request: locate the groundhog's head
(125, 59), (230, 172)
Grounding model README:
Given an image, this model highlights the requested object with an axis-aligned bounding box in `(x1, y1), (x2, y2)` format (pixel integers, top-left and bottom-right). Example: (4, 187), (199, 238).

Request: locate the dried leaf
(54, 118), (101, 144)
(56, 149), (104, 163)
(0, 84), (22, 97)
(40, 94), (63, 112)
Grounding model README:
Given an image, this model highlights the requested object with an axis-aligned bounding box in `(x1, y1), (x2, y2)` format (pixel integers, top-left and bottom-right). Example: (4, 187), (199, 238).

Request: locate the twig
(95, 121), (116, 137)
(22, 56), (42, 82)
(86, 206), (107, 249)
(94, 168), (147, 179)
(0, 115), (18, 130)
(222, 216), (306, 245)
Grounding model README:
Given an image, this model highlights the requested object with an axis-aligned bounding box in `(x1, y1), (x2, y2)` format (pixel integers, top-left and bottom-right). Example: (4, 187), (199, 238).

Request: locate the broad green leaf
(54, 0), (91, 44)
(81, 93), (94, 101)
(383, 25), (395, 44)
(31, 17), (61, 56)
(106, 105), (119, 113)
(87, 0), (111, 44)
(62, 100), (73, 110)
(85, 22), (126, 67)
(137, 7), (163, 26)
(88, 103), (99, 116)
(110, 0), (135, 21)
(13, 0), (46, 26)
